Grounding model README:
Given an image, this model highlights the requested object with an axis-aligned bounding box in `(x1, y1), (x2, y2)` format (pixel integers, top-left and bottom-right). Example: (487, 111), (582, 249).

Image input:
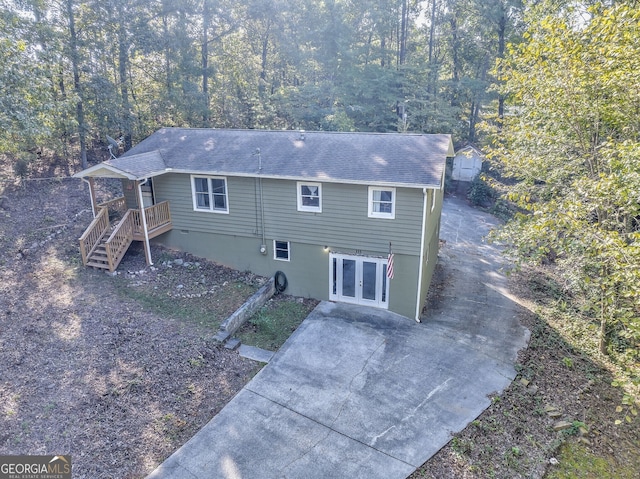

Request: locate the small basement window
(274, 240), (290, 261)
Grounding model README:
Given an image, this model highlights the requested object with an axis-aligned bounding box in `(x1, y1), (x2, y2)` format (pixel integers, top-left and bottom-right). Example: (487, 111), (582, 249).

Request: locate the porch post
(137, 179), (153, 266)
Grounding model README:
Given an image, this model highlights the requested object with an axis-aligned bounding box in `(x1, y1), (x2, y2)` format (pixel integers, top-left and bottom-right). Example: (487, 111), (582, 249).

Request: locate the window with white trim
(297, 182), (322, 212)
(368, 186), (396, 219)
(274, 240), (290, 261)
(191, 175), (229, 213)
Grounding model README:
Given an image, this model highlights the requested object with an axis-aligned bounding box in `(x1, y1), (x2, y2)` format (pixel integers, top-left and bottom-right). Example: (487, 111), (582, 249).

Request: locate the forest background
(0, 0), (520, 168)
(1, 0), (638, 456)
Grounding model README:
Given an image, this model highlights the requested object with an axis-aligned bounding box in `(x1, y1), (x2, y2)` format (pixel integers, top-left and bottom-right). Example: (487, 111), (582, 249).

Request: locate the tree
(0, 5), (58, 163)
(493, 2), (640, 359)
(62, 0), (88, 168)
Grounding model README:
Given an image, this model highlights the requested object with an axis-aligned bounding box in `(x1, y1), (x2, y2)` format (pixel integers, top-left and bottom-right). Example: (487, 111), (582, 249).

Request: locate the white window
(297, 182), (322, 212)
(368, 186), (396, 219)
(191, 175), (229, 213)
(274, 240), (290, 261)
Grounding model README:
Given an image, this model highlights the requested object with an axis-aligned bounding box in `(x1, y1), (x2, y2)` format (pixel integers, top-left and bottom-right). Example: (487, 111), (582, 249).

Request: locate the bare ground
(1, 170), (638, 479)
(0, 177), (261, 478)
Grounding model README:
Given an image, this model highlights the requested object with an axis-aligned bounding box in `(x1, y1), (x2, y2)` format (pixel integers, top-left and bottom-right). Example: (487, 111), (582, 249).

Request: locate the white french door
(329, 253), (389, 308)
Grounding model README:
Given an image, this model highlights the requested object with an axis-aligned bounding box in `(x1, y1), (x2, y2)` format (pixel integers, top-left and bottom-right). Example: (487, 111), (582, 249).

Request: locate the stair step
(88, 257), (108, 264)
(87, 261), (111, 269)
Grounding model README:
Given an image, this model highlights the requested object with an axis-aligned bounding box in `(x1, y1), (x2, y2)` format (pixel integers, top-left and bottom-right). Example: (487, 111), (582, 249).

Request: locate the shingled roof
(77, 128), (453, 188)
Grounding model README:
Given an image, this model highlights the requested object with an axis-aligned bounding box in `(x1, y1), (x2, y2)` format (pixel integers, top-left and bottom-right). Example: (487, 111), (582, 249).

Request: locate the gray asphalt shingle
(109, 128), (452, 187)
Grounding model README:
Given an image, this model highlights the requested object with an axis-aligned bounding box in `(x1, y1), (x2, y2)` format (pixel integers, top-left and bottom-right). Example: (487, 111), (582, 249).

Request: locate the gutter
(81, 178), (97, 218)
(414, 188), (429, 322)
(137, 179), (153, 266)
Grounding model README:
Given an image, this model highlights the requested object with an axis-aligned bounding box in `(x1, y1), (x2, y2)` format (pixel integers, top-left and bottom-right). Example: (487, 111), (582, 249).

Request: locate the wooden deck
(79, 198), (172, 272)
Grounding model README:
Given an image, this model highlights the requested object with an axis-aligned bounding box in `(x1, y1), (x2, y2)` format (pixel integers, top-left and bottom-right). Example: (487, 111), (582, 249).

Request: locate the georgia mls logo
(0, 455), (71, 479)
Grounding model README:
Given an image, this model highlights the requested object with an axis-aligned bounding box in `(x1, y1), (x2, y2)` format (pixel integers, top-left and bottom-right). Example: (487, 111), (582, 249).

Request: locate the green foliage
(1, 0), (522, 169)
(490, 2), (640, 412)
(546, 441), (639, 479)
(237, 299), (315, 351)
(0, 12), (58, 156)
(451, 436), (474, 456)
(563, 420), (586, 437)
(12, 156), (29, 179)
(468, 174), (495, 206)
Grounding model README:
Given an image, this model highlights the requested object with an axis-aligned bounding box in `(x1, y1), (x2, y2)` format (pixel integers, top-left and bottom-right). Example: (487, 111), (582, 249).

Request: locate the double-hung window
(274, 240), (290, 261)
(191, 175), (229, 213)
(297, 182), (322, 212)
(368, 186), (396, 219)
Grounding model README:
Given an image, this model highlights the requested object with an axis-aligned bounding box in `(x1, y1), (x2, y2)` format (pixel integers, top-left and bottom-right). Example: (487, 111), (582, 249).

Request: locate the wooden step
(86, 261), (110, 269)
(87, 255), (109, 263)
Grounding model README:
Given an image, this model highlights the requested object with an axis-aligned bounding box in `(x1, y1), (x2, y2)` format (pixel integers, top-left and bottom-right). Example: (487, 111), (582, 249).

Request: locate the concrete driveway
(147, 197), (530, 479)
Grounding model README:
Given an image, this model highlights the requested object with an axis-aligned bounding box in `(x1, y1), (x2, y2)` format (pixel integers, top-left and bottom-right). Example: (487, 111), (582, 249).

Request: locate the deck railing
(104, 210), (134, 272)
(132, 201), (172, 235)
(98, 196), (127, 218)
(79, 207), (109, 265)
(79, 200), (172, 271)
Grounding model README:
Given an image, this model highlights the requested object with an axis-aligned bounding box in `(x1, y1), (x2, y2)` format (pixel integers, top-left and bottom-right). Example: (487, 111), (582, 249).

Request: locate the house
(452, 145), (484, 182)
(74, 128), (453, 321)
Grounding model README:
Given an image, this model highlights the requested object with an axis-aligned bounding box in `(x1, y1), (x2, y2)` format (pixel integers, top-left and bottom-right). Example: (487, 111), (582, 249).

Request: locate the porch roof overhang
(72, 151), (167, 181)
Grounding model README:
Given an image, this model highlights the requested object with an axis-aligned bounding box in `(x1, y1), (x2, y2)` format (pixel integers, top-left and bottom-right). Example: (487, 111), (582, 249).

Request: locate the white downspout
(256, 148), (267, 254)
(81, 177), (97, 218)
(137, 179), (153, 266)
(414, 188), (429, 322)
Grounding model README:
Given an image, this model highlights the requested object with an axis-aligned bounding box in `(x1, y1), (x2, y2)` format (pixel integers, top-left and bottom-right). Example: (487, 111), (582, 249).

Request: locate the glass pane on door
(342, 259), (356, 298)
(362, 261), (377, 301)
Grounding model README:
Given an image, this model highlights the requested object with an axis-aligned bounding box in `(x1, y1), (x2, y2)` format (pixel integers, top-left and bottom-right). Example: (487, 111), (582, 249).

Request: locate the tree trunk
(468, 101), (478, 142)
(428, 0), (437, 64)
(399, 0), (408, 66)
(450, 13), (459, 107)
(259, 22), (271, 96)
(497, 11), (506, 122)
(162, 1), (172, 93)
(118, 19), (132, 151)
(599, 290), (608, 355)
(202, 0), (211, 125)
(427, 0), (439, 97)
(65, 0), (87, 169)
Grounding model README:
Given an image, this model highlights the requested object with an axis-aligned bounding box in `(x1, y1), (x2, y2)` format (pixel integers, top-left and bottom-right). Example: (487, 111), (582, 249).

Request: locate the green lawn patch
(114, 277), (258, 331)
(547, 442), (639, 479)
(236, 296), (318, 351)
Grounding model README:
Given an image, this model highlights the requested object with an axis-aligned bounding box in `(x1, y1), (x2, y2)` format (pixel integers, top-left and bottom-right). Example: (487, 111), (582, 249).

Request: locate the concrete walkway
(147, 197), (530, 479)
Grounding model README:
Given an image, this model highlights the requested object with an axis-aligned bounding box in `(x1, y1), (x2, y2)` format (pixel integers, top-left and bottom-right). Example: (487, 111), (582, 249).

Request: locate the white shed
(452, 145), (484, 181)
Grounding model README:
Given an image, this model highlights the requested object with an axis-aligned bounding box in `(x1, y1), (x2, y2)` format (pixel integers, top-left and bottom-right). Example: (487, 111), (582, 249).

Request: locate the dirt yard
(0, 177), (262, 478)
(1, 170), (638, 479)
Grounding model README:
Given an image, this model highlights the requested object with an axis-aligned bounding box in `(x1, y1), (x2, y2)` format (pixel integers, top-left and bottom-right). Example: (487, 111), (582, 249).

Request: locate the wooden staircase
(79, 197), (172, 273)
(86, 240), (111, 270)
